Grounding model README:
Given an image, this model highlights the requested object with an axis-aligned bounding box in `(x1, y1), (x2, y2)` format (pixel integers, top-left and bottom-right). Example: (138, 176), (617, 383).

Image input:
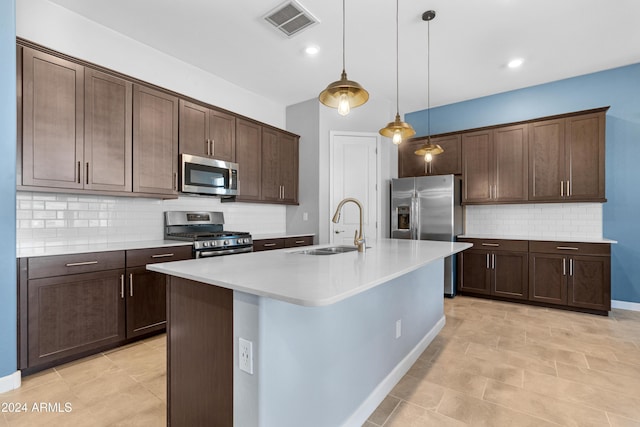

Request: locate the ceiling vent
(264, 1), (319, 37)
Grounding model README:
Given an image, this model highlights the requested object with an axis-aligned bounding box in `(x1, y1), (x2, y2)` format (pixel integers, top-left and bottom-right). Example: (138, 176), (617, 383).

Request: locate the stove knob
(203, 242), (210, 247)
(224, 240), (230, 246)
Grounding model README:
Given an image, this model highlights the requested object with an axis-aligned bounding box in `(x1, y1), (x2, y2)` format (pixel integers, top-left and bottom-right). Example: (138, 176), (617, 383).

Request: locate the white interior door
(330, 132), (379, 246)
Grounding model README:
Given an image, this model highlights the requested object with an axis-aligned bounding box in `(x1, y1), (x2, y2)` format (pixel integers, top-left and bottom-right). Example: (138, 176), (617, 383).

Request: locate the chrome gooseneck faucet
(332, 198), (366, 253)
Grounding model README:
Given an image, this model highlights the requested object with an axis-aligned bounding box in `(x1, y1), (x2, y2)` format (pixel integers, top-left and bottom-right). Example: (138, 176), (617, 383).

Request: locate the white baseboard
(612, 300), (640, 312)
(342, 315), (446, 427)
(0, 370), (21, 394)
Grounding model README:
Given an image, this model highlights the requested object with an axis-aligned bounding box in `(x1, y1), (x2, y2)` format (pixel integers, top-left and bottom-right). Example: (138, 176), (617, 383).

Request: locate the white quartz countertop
(147, 238), (472, 307)
(458, 234), (617, 244)
(17, 240), (193, 258)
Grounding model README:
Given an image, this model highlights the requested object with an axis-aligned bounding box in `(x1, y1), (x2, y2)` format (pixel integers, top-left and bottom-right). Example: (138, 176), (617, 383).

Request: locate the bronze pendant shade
(379, 0), (415, 144)
(318, 0), (368, 115)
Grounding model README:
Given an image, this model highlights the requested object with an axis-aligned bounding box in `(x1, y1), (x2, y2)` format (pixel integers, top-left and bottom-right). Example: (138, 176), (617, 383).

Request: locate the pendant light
(318, 0), (369, 116)
(379, 0), (415, 144)
(414, 10), (444, 163)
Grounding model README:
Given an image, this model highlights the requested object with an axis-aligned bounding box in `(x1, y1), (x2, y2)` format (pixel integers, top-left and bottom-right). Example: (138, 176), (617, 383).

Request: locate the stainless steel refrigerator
(391, 174), (463, 297)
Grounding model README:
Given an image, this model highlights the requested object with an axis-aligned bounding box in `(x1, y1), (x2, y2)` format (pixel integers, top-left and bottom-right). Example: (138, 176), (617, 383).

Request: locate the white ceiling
(48, 0), (640, 114)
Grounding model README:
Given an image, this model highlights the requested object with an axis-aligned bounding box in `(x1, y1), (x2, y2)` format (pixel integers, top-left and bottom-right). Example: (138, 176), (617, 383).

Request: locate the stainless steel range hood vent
(264, 0), (319, 37)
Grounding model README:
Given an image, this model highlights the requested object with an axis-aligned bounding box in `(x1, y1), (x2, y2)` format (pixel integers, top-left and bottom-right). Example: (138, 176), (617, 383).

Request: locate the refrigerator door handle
(411, 195), (419, 240)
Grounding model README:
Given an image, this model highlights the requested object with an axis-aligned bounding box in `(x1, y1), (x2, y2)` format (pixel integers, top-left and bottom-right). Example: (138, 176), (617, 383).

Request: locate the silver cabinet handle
(86, 162), (89, 185)
(482, 243), (500, 247)
(567, 180), (571, 197)
(77, 161), (81, 184)
(560, 180), (564, 197)
(562, 258), (566, 276)
(556, 246), (579, 251)
(211, 138), (215, 156)
(206, 139), (210, 156)
(492, 253), (496, 269)
(263, 243), (277, 247)
(569, 258), (574, 276)
(151, 253), (175, 258)
(295, 240), (305, 244)
(120, 274), (125, 298)
(65, 260), (98, 267)
(486, 253), (490, 269)
(129, 273), (134, 297)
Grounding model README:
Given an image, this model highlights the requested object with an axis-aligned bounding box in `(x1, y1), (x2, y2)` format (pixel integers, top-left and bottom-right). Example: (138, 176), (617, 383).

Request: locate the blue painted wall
(406, 63), (640, 304)
(0, 0), (17, 377)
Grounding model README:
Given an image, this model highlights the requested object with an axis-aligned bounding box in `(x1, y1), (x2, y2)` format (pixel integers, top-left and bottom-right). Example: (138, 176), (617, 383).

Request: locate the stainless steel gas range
(164, 211), (253, 258)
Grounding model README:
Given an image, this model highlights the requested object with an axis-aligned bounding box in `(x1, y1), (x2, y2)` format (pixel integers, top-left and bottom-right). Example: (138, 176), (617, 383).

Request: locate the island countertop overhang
(147, 239), (472, 307)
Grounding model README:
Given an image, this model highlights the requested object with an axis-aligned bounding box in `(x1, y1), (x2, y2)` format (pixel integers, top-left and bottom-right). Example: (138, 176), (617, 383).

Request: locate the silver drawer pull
(481, 243), (499, 247)
(295, 240), (305, 244)
(556, 246), (579, 251)
(151, 253), (175, 258)
(263, 243), (277, 247)
(65, 261), (98, 267)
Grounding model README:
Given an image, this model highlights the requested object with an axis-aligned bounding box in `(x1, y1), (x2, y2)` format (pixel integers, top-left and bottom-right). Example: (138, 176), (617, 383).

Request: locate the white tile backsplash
(17, 191), (286, 249)
(465, 203), (603, 239)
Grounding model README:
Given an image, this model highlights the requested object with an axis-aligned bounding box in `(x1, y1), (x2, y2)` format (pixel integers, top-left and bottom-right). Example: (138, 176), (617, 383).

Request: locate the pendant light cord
(395, 0), (400, 115)
(427, 15), (431, 142)
(342, 0), (346, 73)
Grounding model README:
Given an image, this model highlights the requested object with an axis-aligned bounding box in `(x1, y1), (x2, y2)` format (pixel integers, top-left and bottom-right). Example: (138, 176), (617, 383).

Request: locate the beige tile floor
(2, 296), (639, 426)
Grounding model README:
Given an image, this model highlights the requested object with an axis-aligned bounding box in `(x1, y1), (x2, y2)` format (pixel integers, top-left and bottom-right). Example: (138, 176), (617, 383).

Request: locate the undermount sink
(294, 245), (360, 255)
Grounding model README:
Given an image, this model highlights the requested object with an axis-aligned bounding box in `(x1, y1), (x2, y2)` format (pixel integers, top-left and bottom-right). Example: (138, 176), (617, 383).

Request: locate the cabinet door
(179, 100), (209, 157)
(126, 266), (167, 339)
(210, 109), (236, 162)
(22, 47), (84, 189)
(493, 124), (528, 202)
(84, 69), (132, 192)
(528, 253), (567, 305)
(133, 84), (179, 195)
(261, 128), (281, 202)
(278, 132), (299, 204)
(235, 119), (262, 201)
(493, 252), (528, 300)
(28, 270), (125, 367)
(428, 135), (462, 176)
(398, 139), (427, 178)
(529, 119), (565, 201)
(458, 250), (492, 295)
(462, 130), (492, 203)
(565, 112), (606, 201)
(568, 255), (610, 311)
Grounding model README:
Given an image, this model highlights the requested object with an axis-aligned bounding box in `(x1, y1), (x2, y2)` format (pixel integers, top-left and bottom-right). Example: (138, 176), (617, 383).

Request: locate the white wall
(16, 0), (286, 128)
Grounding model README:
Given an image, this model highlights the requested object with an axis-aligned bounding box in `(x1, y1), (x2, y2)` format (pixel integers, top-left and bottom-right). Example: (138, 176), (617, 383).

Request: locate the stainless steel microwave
(180, 154), (239, 196)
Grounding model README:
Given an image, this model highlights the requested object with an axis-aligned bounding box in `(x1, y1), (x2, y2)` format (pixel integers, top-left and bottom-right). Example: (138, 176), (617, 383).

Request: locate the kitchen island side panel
(253, 260), (444, 427)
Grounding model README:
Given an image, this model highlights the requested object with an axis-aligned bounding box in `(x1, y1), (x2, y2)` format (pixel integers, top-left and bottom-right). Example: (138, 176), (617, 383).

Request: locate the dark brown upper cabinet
(235, 119), (262, 202)
(462, 123), (528, 204)
(21, 48), (133, 194)
(529, 110), (606, 202)
(132, 84), (179, 196)
(179, 100), (236, 162)
(261, 128), (299, 204)
(21, 47), (85, 190)
(399, 134), (461, 178)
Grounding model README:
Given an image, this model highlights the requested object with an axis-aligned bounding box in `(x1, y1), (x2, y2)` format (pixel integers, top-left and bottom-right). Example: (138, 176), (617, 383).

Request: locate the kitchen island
(148, 238), (471, 427)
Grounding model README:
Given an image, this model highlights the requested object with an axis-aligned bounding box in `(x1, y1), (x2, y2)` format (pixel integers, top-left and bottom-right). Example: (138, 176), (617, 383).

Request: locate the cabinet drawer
(284, 236), (314, 248)
(253, 239), (285, 252)
(529, 241), (610, 256)
(126, 245), (193, 267)
(28, 251), (125, 279)
(458, 238), (528, 252)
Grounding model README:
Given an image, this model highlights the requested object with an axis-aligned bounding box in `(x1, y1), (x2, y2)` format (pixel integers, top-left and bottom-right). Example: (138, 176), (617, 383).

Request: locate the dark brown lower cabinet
(125, 246), (192, 339)
(459, 239), (611, 314)
(253, 235), (314, 252)
(27, 270), (126, 368)
(458, 239), (528, 300)
(19, 245), (193, 373)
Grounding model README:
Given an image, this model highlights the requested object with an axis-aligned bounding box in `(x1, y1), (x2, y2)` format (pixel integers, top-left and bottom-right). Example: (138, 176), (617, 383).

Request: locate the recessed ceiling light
(508, 58), (524, 68)
(304, 45), (319, 56)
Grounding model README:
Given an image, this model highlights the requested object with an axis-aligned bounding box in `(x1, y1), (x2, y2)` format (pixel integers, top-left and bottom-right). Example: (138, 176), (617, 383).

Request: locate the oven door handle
(197, 247), (253, 258)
